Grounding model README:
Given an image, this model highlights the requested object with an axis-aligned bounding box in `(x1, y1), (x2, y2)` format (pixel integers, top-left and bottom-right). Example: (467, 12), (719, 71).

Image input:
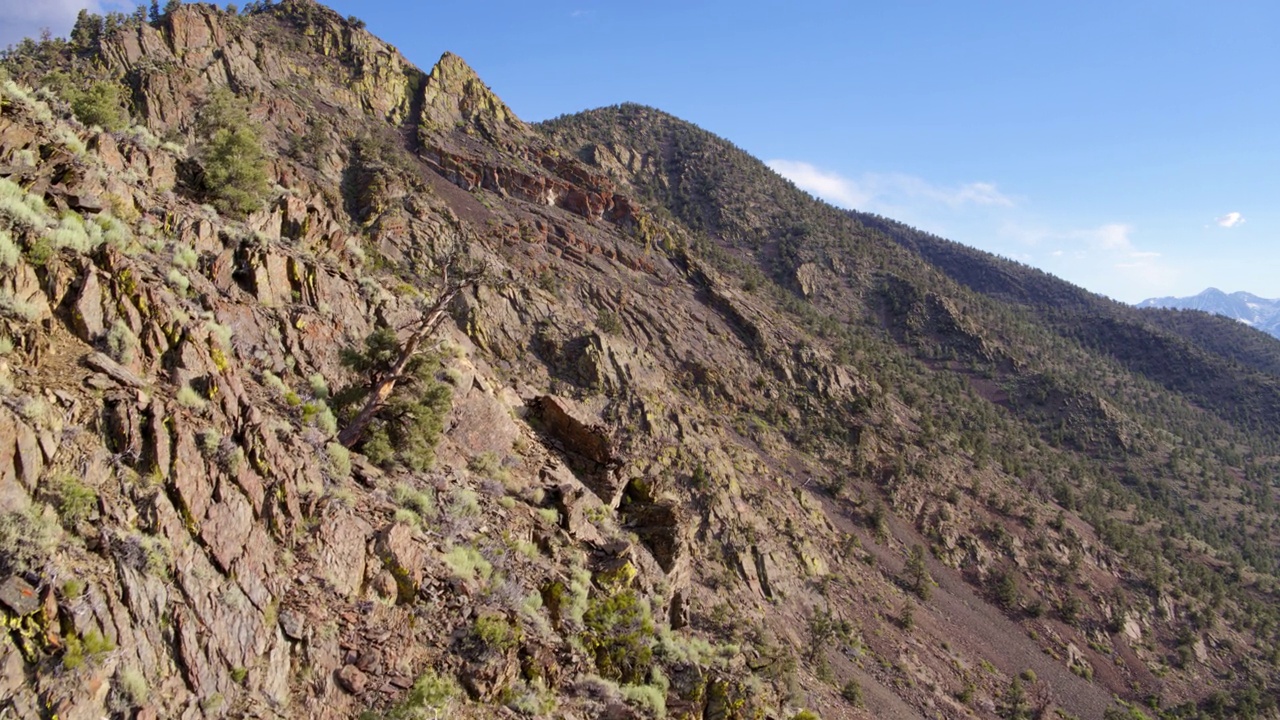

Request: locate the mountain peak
(1138, 288), (1280, 338)
(420, 50), (525, 140)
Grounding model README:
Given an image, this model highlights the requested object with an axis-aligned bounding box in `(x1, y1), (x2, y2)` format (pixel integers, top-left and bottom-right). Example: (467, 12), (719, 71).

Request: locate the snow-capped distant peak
(1137, 288), (1280, 340)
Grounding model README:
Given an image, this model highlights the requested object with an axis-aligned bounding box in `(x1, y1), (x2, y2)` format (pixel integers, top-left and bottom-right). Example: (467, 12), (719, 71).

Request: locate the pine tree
(70, 9), (104, 52)
(905, 544), (932, 600)
(196, 89), (269, 216)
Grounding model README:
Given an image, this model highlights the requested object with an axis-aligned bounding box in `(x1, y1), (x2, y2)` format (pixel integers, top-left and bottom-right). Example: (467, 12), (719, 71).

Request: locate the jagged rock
(447, 382), (519, 457)
(460, 647), (519, 702)
(529, 395), (615, 473)
(374, 523), (424, 603)
(279, 608), (308, 641)
(795, 262), (821, 298)
(14, 420), (41, 492)
(420, 52), (524, 140)
(84, 352), (149, 389)
(552, 482), (606, 545)
(336, 664), (369, 694)
(0, 3), (1264, 717)
(369, 571), (399, 602)
(1193, 637), (1209, 663)
(0, 641), (28, 710)
(620, 498), (685, 574)
(3, 264), (51, 323)
(314, 511), (372, 598)
(0, 576), (39, 615)
(70, 270), (106, 342)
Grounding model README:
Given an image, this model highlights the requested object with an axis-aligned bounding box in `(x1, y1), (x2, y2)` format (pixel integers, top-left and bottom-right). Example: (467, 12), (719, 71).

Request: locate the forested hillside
(0, 4), (1276, 719)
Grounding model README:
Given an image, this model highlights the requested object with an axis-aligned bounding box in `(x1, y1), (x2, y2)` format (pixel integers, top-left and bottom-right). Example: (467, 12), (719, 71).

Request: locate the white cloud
(0, 0), (132, 48)
(765, 160), (873, 208)
(1002, 221), (1129, 250)
(1215, 212), (1245, 228)
(764, 159), (1180, 302)
(1005, 221), (1178, 301)
(1090, 222), (1134, 251)
(766, 160), (1013, 212)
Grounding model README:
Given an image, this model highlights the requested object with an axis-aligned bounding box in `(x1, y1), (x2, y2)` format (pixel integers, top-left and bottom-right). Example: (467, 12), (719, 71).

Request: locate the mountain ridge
(0, 5), (1277, 719)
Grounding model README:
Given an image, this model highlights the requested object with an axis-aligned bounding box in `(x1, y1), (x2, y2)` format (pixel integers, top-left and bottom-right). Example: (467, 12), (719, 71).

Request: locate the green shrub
(118, 667), (148, 705)
(167, 268), (190, 295)
(621, 684), (666, 717)
(206, 321), (233, 349)
(176, 384), (207, 410)
(49, 474), (97, 526)
(394, 483), (435, 521)
(596, 308), (623, 335)
(0, 176), (50, 230)
(40, 213), (105, 259)
(61, 579), (85, 599)
(95, 212), (133, 249)
(581, 589), (655, 684)
(504, 678), (557, 715)
(472, 614), (520, 652)
(841, 679), (863, 706)
(71, 80), (129, 131)
(0, 506), (59, 575)
(302, 400), (337, 434)
(337, 330), (452, 471)
(1001, 676), (1031, 720)
(106, 319), (139, 364)
(449, 487), (480, 517)
(442, 545), (492, 583)
(172, 243), (198, 269)
(198, 428), (221, 456)
(904, 544), (932, 600)
(63, 629), (115, 670)
(369, 669), (459, 718)
(117, 532), (172, 578)
(991, 569), (1019, 610)
(308, 372), (329, 398)
(0, 291), (40, 322)
(196, 89), (269, 216)
(0, 229), (20, 267)
(468, 451), (510, 483)
(326, 442), (351, 478)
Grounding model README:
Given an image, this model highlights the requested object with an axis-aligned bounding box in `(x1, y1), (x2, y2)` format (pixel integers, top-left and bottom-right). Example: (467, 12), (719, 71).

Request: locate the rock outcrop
(1, 3), (1276, 720)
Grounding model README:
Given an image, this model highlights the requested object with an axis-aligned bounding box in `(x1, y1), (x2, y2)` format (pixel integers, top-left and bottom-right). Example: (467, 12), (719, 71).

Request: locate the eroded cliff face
(1, 3), (1272, 720)
(0, 4), (838, 718)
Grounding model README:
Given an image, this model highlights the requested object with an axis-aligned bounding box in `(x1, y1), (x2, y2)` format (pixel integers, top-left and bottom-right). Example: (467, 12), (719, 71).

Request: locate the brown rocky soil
(1, 3), (1277, 720)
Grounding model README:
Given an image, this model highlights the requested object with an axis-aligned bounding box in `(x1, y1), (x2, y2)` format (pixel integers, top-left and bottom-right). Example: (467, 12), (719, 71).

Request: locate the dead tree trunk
(337, 257), (488, 448)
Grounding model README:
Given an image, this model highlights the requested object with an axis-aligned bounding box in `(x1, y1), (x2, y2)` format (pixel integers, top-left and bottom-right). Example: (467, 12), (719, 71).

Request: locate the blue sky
(10, 1), (1279, 303)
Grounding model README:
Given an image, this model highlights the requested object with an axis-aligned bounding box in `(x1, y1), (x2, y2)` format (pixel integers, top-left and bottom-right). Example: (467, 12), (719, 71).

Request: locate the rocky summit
(2, 2), (1279, 719)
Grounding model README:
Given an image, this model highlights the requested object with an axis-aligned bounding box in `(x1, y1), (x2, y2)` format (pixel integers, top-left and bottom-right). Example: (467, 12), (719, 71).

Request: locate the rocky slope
(0, 3), (1277, 720)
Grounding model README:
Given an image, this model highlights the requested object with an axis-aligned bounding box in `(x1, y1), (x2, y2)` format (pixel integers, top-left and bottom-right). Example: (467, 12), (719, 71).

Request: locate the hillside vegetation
(0, 3), (1277, 719)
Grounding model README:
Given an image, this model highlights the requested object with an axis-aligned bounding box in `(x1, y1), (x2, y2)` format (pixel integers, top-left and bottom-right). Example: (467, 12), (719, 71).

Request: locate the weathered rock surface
(0, 3), (1268, 720)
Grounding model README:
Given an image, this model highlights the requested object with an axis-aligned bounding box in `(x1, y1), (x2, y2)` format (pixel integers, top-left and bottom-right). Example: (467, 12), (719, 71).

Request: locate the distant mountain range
(1138, 288), (1280, 338)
